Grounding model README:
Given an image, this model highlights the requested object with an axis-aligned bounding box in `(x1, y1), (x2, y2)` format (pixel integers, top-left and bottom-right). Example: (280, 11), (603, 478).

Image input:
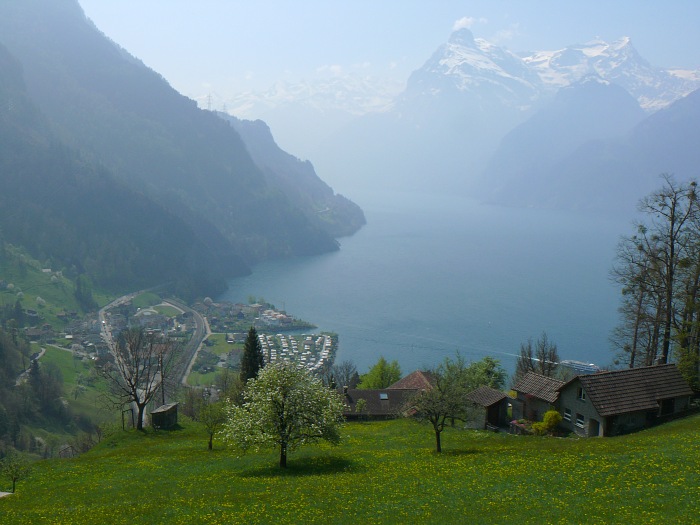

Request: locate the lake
(219, 190), (629, 377)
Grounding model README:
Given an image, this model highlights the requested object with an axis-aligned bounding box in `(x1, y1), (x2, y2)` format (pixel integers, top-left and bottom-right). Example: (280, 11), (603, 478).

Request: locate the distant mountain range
(0, 0), (365, 299)
(239, 27), (699, 211)
(520, 37), (700, 111)
(231, 29), (699, 124)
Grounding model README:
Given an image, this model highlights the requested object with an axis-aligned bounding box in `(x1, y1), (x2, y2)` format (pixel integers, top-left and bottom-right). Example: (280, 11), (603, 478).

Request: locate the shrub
(532, 410), (563, 436)
(543, 409), (562, 429)
(531, 421), (547, 435)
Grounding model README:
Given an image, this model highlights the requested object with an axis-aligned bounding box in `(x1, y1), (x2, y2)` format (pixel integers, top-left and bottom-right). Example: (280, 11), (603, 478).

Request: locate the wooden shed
(151, 403), (179, 429)
(466, 385), (510, 430)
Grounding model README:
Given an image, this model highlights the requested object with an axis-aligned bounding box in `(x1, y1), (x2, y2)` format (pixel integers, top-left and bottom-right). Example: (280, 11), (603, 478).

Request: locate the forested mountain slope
(0, 0), (363, 297)
(0, 43), (243, 299)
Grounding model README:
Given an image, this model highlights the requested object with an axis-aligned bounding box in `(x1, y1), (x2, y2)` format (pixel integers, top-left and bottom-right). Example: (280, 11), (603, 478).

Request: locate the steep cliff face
(221, 114), (365, 238)
(0, 0), (363, 271)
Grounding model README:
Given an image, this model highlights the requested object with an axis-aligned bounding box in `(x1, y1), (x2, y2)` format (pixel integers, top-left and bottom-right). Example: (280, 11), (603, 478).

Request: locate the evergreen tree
(74, 274), (97, 312)
(240, 326), (264, 383)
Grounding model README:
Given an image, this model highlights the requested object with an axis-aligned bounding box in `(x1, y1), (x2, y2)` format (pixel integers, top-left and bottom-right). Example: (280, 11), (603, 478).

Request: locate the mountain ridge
(0, 0), (365, 298)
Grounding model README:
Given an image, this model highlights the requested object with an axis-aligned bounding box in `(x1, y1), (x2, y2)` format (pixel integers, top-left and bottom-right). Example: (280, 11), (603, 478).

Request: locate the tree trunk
(435, 429), (442, 453)
(648, 297), (664, 366)
(280, 443), (287, 468)
(208, 433), (213, 450)
(629, 287), (646, 368)
(136, 403), (145, 431)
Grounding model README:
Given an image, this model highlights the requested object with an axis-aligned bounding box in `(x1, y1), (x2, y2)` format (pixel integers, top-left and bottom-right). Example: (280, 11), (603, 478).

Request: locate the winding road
(99, 293), (210, 387)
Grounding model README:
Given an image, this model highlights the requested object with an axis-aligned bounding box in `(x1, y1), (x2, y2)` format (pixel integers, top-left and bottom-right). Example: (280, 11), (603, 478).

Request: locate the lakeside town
(9, 288), (336, 388)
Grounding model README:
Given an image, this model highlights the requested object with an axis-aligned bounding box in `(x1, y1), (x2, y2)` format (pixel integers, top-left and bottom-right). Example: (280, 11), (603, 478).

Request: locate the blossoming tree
(222, 362), (345, 468)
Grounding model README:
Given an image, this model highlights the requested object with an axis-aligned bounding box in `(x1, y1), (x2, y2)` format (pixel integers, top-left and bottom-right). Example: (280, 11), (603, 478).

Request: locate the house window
(379, 392), (388, 400)
(577, 387), (586, 401)
(563, 408), (572, 422)
(575, 413), (585, 428)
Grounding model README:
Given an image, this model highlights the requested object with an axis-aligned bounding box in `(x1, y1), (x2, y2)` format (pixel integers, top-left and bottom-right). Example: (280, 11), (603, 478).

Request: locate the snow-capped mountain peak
(521, 37), (698, 110)
(405, 28), (541, 109)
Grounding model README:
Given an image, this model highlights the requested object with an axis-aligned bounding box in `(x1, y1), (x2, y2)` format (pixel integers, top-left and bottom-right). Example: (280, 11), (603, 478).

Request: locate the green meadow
(187, 333), (242, 387)
(38, 346), (113, 426)
(1, 414), (698, 524)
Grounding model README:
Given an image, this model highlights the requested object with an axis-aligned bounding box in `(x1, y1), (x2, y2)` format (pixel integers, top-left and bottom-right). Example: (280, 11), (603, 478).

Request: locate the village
(15, 290), (698, 439)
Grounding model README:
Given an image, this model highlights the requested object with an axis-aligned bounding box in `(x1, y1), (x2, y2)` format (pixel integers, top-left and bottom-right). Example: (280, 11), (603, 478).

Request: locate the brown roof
(388, 370), (436, 390)
(513, 372), (564, 404)
(342, 389), (417, 417)
(564, 364), (693, 417)
(466, 386), (507, 407)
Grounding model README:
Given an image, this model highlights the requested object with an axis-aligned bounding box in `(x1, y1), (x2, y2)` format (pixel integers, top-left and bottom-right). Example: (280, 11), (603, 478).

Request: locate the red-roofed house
(388, 370), (435, 390)
(511, 372), (564, 421)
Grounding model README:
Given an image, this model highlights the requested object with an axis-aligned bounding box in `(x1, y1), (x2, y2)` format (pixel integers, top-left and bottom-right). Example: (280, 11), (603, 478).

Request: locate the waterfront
(220, 190), (628, 376)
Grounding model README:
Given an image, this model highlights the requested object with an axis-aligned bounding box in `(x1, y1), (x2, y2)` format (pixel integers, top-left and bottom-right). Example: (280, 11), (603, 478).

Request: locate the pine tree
(240, 326), (264, 383)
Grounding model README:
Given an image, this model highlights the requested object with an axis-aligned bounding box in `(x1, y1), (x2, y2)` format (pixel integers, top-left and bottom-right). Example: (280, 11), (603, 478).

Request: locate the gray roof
(564, 364), (693, 417)
(342, 389), (416, 417)
(513, 372), (565, 404)
(466, 386), (508, 407)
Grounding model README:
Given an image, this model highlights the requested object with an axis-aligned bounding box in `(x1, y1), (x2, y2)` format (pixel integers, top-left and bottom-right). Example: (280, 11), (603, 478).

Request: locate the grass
(186, 369), (217, 387)
(39, 346), (114, 426)
(154, 304), (181, 317)
(0, 245), (114, 328)
(206, 333), (241, 356)
(187, 334), (242, 387)
(1, 415), (699, 524)
(131, 292), (162, 310)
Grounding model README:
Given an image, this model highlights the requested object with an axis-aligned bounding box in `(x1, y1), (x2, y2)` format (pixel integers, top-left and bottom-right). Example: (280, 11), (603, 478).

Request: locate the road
(100, 293), (210, 388)
(161, 297), (211, 385)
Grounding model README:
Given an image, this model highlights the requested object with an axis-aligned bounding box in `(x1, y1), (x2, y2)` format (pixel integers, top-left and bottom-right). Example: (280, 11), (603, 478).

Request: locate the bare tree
(611, 175), (699, 369)
(610, 234), (661, 367)
(675, 207), (700, 387)
(515, 332), (559, 381)
(101, 327), (178, 430)
(636, 175), (697, 364)
(331, 359), (359, 390)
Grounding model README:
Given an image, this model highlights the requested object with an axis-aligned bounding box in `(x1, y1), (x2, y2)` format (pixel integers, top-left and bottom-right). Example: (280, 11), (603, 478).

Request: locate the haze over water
(220, 190), (627, 376)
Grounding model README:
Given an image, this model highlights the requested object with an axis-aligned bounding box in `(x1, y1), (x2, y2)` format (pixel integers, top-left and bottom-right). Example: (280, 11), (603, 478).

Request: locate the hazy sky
(78, 0), (700, 103)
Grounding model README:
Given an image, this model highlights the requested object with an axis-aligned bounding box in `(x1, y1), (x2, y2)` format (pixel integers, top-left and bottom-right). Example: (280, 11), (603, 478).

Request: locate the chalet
(388, 370), (435, 390)
(342, 388), (416, 420)
(466, 386), (509, 430)
(557, 364), (693, 437)
(341, 370), (435, 419)
(511, 372), (564, 421)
